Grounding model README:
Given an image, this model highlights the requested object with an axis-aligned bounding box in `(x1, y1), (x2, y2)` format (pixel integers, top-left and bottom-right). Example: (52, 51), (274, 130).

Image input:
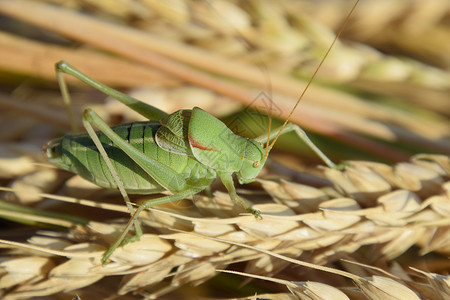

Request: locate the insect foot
(333, 163), (348, 171)
(247, 207), (262, 219)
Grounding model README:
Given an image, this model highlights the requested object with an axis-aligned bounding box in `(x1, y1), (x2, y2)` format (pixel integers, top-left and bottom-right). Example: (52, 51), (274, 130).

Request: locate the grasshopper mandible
(43, 2), (358, 264)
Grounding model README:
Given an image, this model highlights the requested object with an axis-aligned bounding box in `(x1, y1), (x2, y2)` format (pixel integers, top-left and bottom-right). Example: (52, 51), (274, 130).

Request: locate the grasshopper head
(237, 139), (267, 184)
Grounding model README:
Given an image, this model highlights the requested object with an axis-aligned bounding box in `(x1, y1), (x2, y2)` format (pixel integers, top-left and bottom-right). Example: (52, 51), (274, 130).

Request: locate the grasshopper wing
(156, 109), (194, 156)
(188, 107), (247, 172)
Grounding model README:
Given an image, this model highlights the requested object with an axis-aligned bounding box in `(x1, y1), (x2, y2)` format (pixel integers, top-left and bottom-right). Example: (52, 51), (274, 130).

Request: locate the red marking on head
(189, 135), (219, 151)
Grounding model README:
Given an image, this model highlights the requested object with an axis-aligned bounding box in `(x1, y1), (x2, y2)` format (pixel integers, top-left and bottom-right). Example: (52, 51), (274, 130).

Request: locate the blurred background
(0, 0), (448, 166)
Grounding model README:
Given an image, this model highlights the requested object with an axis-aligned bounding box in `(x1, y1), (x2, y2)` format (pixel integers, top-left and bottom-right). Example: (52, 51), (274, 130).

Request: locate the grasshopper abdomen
(44, 121), (216, 194)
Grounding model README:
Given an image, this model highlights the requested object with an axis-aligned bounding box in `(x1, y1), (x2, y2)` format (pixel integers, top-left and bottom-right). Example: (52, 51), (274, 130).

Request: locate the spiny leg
(101, 189), (198, 264)
(55, 61), (168, 122)
(56, 63), (80, 134)
(55, 61), (196, 261)
(82, 110), (198, 263)
(81, 110), (144, 248)
(82, 109), (199, 263)
(219, 172), (261, 219)
(56, 62), (145, 256)
(256, 123), (339, 169)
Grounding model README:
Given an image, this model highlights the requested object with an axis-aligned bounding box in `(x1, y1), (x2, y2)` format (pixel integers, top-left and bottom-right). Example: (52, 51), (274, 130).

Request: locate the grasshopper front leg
(219, 172), (261, 219)
(256, 123), (340, 170)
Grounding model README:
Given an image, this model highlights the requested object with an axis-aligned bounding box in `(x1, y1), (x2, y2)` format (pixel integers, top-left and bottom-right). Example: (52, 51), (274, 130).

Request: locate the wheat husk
(0, 154), (449, 298)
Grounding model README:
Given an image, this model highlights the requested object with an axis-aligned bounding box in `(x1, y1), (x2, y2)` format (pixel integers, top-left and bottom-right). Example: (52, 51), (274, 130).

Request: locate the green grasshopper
(43, 2), (357, 263)
(44, 62), (337, 263)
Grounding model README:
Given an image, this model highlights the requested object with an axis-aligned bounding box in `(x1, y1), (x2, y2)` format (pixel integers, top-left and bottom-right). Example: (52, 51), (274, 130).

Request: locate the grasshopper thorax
(236, 139), (267, 185)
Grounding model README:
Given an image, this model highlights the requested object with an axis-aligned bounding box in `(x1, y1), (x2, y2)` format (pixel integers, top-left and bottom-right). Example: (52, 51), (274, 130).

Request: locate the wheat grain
(1, 154), (449, 298)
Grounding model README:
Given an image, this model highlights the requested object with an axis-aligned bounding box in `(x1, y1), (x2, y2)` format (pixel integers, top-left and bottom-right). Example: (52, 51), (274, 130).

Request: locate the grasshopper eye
(253, 161), (260, 168)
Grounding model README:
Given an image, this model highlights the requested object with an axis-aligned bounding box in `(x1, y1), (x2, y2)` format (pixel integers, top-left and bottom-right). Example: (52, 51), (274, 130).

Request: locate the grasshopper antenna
(263, 64), (273, 159)
(267, 0), (359, 152)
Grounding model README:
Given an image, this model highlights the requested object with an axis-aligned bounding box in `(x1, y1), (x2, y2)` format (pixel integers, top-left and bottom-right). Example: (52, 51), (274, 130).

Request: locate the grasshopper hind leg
(101, 188), (200, 264)
(81, 110), (144, 264)
(55, 61), (169, 125)
(56, 61), (145, 262)
(81, 108), (203, 264)
(55, 61), (197, 263)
